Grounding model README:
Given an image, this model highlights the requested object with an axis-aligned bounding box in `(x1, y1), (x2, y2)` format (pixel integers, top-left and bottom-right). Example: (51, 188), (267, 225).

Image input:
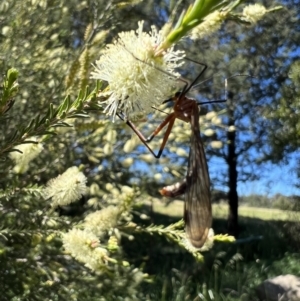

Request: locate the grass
(150, 198), (300, 221)
(130, 198), (300, 300)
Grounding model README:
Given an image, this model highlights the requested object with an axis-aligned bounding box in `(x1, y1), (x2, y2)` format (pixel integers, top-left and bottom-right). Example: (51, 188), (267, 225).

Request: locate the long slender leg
(117, 112), (176, 159)
(182, 59), (207, 95)
(117, 113), (158, 157)
(155, 116), (175, 158)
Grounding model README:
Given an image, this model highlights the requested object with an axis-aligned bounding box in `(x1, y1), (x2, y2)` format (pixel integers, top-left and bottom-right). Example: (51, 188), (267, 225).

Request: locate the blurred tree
(266, 59), (300, 181)
(262, 10), (299, 150)
(240, 194), (271, 207)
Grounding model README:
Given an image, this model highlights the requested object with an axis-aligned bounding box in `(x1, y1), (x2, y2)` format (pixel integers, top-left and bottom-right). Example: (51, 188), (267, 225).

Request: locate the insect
(164, 91), (212, 248)
(118, 60), (215, 248)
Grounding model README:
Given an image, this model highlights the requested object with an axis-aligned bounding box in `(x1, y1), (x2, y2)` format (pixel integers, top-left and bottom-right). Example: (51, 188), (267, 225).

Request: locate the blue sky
(237, 157), (300, 196)
(210, 155), (300, 197)
(206, 147), (300, 197)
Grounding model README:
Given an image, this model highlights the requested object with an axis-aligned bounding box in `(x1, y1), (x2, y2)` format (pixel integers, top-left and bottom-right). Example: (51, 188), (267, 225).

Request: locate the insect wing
(184, 104), (212, 248)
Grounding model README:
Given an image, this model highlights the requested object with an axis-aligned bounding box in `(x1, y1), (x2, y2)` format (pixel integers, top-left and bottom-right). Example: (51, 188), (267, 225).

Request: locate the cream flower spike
(91, 21), (185, 121)
(44, 166), (88, 208)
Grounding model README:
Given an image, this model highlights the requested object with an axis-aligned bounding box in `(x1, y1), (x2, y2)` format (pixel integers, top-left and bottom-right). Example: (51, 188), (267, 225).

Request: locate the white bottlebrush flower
(211, 116), (222, 125)
(138, 153), (154, 163)
(191, 11), (225, 40)
(44, 166), (88, 208)
(176, 147), (188, 157)
(121, 185), (134, 194)
(121, 157), (133, 168)
(210, 140), (223, 149)
(228, 125), (236, 132)
(62, 228), (108, 271)
(154, 173), (162, 181)
(203, 128), (215, 137)
(242, 4), (267, 24)
(205, 111), (217, 120)
(9, 139), (43, 173)
(105, 129), (117, 143)
(84, 206), (120, 237)
(123, 136), (139, 153)
(1, 26), (11, 36)
(103, 143), (113, 155)
(91, 21), (185, 121)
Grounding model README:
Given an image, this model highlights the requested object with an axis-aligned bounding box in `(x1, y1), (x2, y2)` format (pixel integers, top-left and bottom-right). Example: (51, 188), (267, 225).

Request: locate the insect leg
(118, 112), (176, 159)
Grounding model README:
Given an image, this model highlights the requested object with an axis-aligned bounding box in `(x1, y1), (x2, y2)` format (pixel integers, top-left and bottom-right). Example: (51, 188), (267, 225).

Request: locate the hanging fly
(118, 61), (214, 248)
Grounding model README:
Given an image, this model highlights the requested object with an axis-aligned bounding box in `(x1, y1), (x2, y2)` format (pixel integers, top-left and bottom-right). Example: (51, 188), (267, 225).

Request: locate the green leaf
(58, 95), (71, 116)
